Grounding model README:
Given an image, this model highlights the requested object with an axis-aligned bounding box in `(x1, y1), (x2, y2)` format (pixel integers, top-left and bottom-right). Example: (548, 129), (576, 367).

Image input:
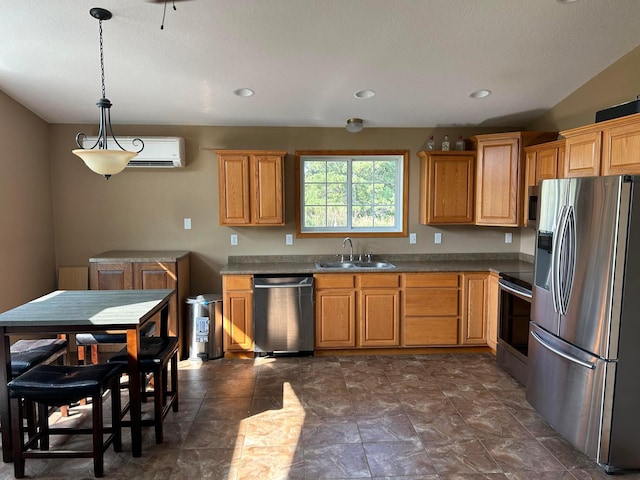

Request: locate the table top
(0, 289), (174, 328)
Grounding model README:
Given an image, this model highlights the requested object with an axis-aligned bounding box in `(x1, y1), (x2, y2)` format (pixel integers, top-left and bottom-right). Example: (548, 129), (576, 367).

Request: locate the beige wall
(50, 124), (517, 294)
(0, 91), (55, 312)
(528, 44), (640, 132)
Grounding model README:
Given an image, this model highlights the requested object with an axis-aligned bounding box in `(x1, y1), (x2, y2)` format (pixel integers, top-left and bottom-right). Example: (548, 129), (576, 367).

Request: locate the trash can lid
(186, 294), (222, 305)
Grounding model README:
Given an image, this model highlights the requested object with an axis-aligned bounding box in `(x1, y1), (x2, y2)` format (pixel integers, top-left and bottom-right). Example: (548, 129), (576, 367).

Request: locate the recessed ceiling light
(469, 89), (491, 99)
(354, 89), (376, 99)
(234, 88), (255, 97)
(557, 0), (579, 3)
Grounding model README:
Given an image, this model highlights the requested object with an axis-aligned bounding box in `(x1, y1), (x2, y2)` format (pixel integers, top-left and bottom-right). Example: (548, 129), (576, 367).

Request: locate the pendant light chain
(99, 19), (106, 99)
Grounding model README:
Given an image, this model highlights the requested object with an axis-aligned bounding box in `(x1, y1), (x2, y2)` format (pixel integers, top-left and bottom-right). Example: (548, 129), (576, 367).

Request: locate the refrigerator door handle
(551, 205), (568, 314)
(530, 330), (596, 370)
(558, 206), (576, 315)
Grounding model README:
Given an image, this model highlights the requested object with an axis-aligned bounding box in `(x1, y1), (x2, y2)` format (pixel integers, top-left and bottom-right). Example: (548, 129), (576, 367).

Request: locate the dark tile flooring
(2, 353), (640, 479)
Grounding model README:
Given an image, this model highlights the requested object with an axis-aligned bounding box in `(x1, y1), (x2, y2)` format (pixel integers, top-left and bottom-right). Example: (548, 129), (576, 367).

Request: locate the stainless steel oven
(496, 271), (532, 386)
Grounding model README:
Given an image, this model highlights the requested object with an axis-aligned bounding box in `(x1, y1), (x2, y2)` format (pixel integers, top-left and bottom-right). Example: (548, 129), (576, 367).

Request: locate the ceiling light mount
(72, 7), (143, 179)
(469, 89), (491, 99)
(346, 117), (364, 133)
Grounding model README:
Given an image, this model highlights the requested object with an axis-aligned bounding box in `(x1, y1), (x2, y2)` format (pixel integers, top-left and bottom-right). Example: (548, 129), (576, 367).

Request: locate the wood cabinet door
(89, 262), (133, 290)
(602, 122), (640, 175)
(564, 131), (601, 177)
(223, 290), (254, 352)
(461, 273), (488, 345)
(419, 152), (474, 224)
(403, 317), (459, 346)
(133, 262), (179, 337)
(315, 289), (356, 348)
(536, 146), (559, 180)
(485, 273), (500, 352)
(475, 138), (520, 226)
(358, 289), (400, 347)
(252, 154), (284, 225)
(218, 153), (251, 225)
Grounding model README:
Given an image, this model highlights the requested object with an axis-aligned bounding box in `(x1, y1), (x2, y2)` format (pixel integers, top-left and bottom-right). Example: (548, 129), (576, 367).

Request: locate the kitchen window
(295, 150), (409, 237)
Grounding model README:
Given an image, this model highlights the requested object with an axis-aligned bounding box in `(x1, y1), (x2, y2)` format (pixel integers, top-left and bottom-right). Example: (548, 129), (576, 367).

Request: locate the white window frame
(295, 150), (408, 237)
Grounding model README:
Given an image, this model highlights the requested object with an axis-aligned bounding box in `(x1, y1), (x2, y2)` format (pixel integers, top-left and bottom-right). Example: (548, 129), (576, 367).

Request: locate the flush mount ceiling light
(354, 89), (376, 99)
(469, 89), (492, 99)
(234, 88), (255, 97)
(345, 118), (364, 133)
(72, 8), (143, 180)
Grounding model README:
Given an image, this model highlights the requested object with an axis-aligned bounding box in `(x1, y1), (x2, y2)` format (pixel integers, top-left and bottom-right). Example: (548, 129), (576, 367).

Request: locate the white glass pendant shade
(346, 118), (364, 133)
(72, 149), (137, 177)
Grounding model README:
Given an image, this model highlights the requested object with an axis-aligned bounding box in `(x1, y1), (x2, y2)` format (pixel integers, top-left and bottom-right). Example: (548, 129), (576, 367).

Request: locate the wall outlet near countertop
(230, 234), (238, 246)
(505, 232), (513, 244)
(183, 218), (192, 230)
(434, 232), (442, 244)
(409, 233), (417, 244)
(285, 234), (293, 245)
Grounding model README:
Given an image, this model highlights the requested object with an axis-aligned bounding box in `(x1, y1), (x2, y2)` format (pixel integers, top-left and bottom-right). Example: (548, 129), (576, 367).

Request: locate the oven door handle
(498, 280), (532, 302)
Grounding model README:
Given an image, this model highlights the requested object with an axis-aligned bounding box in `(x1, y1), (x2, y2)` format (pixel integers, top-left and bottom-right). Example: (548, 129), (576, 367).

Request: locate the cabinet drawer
(314, 274), (355, 289)
(357, 274), (400, 288)
(223, 275), (253, 291)
(403, 317), (459, 345)
(403, 273), (459, 288)
(404, 289), (459, 316)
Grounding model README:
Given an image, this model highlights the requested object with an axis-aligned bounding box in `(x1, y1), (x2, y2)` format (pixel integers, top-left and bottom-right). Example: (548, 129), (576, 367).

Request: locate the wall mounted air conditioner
(81, 136), (185, 168)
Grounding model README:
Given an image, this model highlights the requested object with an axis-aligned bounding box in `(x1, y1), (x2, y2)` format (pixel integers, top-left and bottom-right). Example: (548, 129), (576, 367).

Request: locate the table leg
(0, 330), (12, 462)
(126, 327), (142, 457)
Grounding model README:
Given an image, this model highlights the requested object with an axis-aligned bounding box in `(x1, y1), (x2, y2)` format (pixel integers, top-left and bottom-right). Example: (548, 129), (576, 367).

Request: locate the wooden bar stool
(76, 321), (157, 365)
(8, 363), (124, 478)
(108, 336), (179, 444)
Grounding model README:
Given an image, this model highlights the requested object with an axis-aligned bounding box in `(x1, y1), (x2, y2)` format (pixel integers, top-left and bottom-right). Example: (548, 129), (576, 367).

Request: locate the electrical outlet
(285, 234), (293, 245)
(183, 218), (191, 230)
(505, 232), (513, 244)
(434, 232), (442, 244)
(230, 234), (238, 246)
(409, 233), (417, 244)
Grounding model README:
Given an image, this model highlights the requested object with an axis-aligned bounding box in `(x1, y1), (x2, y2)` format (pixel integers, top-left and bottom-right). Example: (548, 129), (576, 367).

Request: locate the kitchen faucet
(342, 237), (354, 261)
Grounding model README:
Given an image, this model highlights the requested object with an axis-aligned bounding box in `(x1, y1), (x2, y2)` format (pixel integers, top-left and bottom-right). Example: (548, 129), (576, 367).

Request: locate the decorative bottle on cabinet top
(426, 135), (436, 151)
(441, 135), (450, 151)
(455, 135), (465, 151)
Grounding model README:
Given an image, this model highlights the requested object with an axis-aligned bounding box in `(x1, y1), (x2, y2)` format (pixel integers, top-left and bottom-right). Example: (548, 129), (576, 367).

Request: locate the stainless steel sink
(315, 261), (396, 269)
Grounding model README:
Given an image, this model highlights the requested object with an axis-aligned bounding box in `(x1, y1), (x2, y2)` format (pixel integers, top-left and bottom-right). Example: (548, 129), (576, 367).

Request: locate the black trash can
(185, 294), (223, 361)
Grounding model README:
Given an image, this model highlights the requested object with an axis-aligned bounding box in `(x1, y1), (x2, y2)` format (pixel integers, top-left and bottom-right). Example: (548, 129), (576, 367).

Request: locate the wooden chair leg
(90, 345), (99, 365)
(38, 402), (49, 451)
(153, 367), (164, 444)
(11, 397), (26, 478)
(91, 392), (104, 478)
(171, 352), (179, 412)
(111, 378), (122, 453)
(77, 345), (87, 365)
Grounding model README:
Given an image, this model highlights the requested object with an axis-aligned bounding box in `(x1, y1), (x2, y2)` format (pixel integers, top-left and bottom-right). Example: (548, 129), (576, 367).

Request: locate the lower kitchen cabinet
(461, 273), (490, 345)
(222, 275), (254, 353)
(402, 273), (460, 346)
(315, 274), (356, 348)
(358, 274), (401, 347)
(485, 272), (500, 352)
(89, 250), (190, 355)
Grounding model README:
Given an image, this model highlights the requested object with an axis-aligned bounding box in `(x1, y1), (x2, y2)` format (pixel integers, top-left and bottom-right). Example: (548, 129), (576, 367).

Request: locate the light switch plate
(505, 232), (513, 244)
(285, 234), (293, 245)
(230, 234), (238, 246)
(183, 218), (191, 230)
(409, 233), (417, 244)
(434, 232), (442, 244)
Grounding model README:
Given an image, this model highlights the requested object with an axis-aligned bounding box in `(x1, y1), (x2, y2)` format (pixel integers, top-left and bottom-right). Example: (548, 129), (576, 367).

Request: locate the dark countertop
(220, 254), (533, 276)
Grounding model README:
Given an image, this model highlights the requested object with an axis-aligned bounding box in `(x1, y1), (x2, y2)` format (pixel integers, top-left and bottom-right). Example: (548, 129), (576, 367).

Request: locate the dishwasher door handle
(254, 282), (314, 289)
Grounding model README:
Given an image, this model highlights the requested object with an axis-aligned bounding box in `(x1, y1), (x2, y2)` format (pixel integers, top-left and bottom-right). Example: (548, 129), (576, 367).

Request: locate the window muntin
(299, 154), (405, 234)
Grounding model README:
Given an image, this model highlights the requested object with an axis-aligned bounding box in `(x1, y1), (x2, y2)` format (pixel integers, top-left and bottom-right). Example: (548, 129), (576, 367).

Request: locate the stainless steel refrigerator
(527, 175), (640, 473)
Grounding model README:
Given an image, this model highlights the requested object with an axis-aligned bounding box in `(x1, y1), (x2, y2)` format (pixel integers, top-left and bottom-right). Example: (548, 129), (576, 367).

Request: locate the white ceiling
(2, 0), (640, 128)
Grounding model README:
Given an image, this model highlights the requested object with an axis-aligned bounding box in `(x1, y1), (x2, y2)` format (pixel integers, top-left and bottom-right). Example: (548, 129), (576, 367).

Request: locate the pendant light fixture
(72, 8), (143, 179)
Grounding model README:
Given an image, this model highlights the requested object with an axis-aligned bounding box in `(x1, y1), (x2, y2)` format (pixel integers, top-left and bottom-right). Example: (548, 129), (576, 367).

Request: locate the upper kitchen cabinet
(523, 139), (565, 226)
(561, 112), (640, 177)
(216, 150), (286, 226)
(418, 151), (475, 224)
(471, 132), (557, 227)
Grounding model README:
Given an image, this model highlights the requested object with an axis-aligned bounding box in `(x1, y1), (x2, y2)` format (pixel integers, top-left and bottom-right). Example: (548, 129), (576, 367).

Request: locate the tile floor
(1, 353), (639, 479)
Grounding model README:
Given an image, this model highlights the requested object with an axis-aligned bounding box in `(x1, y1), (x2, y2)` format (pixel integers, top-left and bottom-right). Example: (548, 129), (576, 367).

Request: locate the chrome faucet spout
(342, 237), (354, 261)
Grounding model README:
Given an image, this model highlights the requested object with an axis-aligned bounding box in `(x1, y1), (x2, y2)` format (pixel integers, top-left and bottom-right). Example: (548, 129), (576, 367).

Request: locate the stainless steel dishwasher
(253, 275), (314, 356)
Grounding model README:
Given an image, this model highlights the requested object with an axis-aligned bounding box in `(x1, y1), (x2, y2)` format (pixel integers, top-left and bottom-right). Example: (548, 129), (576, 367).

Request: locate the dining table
(0, 288), (175, 461)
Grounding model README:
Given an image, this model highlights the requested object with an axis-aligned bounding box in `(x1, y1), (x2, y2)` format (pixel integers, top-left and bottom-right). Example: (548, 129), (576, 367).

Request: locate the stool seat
(8, 363), (123, 405)
(108, 337), (179, 368)
(10, 339), (68, 378)
(75, 322), (157, 365)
